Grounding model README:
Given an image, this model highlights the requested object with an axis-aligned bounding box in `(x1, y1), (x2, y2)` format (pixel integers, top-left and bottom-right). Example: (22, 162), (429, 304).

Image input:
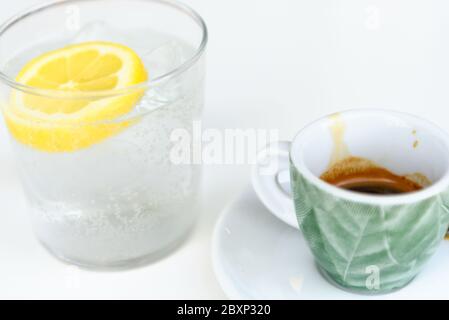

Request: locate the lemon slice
(3, 41), (148, 152)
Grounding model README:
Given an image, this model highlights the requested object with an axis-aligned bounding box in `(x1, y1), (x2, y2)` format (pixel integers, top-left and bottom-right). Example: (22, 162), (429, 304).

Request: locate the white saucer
(212, 186), (449, 299)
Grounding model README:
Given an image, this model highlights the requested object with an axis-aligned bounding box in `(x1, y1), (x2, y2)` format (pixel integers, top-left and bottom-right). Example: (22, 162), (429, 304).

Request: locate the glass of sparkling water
(0, 0), (207, 268)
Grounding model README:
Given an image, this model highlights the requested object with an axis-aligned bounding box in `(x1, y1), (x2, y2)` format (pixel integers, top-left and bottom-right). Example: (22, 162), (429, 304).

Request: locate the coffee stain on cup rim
(328, 113), (350, 167)
(412, 129), (419, 149)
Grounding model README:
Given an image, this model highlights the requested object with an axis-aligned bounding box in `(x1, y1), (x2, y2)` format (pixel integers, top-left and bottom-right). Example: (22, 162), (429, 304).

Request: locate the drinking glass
(0, 0), (207, 268)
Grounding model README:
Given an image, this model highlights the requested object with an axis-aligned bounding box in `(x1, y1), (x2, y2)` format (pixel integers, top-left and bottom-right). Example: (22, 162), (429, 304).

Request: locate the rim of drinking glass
(0, 0), (208, 100)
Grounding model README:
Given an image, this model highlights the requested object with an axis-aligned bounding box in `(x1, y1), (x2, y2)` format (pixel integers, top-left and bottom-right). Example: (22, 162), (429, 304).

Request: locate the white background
(1, 0), (449, 299)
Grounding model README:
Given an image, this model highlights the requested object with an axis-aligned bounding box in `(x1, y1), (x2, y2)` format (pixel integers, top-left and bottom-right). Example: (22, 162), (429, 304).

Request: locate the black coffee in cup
(320, 157), (425, 195)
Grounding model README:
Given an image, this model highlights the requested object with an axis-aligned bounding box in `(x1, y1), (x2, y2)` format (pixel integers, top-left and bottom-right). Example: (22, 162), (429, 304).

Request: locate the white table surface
(1, 0), (449, 299)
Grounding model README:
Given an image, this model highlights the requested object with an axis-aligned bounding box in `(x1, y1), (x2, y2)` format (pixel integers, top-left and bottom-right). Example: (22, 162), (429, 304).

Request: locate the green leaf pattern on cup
(290, 162), (449, 293)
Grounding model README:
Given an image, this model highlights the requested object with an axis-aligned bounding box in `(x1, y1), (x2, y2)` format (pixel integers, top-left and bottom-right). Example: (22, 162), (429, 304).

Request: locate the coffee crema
(320, 157), (428, 195)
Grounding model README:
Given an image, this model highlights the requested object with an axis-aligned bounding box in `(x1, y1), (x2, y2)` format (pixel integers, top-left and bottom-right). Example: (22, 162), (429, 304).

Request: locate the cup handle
(251, 141), (299, 229)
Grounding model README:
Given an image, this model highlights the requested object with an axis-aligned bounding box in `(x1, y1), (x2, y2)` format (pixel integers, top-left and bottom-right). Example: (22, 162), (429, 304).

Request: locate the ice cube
(71, 21), (127, 44)
(125, 41), (187, 115)
(142, 41), (185, 79)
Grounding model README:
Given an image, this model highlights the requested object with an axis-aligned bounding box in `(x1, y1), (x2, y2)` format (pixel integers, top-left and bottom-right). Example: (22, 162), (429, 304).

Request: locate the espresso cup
(253, 109), (449, 294)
